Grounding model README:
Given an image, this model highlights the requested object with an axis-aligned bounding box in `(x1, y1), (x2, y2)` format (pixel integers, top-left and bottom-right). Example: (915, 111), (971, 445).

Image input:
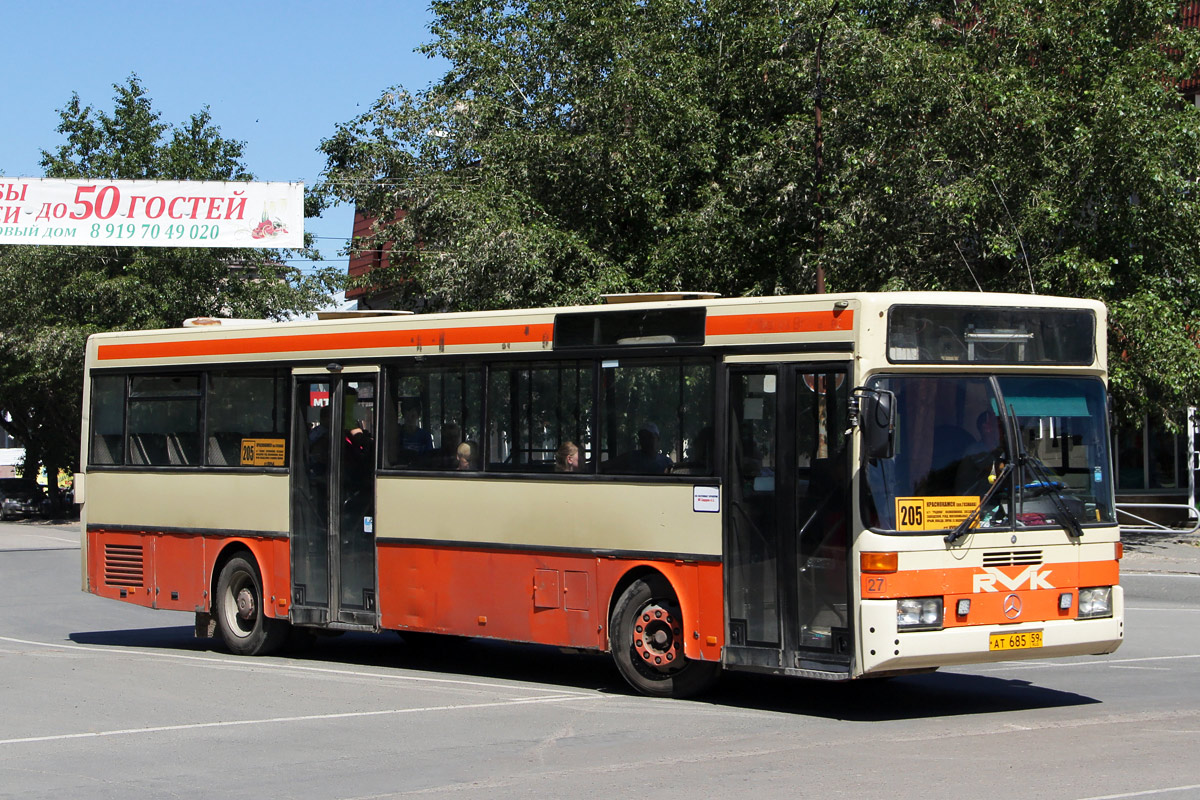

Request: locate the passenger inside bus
(628, 422), (673, 474)
(431, 423), (462, 469)
(341, 390), (373, 486)
(456, 441), (479, 471)
(555, 441), (580, 472)
(397, 398), (434, 462)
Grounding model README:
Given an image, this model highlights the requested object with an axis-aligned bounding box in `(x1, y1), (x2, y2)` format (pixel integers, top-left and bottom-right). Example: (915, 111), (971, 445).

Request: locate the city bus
(78, 291), (1123, 697)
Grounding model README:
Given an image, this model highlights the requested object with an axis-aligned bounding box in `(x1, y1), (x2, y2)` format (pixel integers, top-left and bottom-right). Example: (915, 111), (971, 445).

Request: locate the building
(0, 418), (23, 479)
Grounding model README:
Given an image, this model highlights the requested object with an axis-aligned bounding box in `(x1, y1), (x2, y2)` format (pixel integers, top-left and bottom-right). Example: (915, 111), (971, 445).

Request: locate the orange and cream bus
(79, 291), (1122, 697)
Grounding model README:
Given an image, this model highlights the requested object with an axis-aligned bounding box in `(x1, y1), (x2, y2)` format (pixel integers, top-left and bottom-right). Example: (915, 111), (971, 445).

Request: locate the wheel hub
(235, 587), (256, 621)
(633, 603), (682, 672)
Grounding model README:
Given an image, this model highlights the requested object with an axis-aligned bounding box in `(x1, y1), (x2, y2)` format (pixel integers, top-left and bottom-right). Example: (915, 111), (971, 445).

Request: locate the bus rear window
(887, 306), (1094, 365)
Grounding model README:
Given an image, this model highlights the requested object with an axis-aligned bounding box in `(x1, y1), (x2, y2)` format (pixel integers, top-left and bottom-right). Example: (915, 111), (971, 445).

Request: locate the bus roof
(86, 292), (1104, 369)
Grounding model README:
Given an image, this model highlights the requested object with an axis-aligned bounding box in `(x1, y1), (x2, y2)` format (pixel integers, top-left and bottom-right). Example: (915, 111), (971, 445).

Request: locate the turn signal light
(1115, 542), (1123, 560)
(861, 552), (899, 573)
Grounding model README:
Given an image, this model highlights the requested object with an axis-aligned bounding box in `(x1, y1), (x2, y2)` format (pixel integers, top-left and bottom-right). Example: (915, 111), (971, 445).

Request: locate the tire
(610, 575), (721, 698)
(214, 554), (288, 656)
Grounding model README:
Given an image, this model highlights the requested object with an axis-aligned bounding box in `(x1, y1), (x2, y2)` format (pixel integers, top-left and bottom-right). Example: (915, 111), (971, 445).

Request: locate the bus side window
(386, 364), (483, 471)
(127, 375), (201, 467)
(205, 371), (288, 467)
(598, 358), (713, 477)
(487, 361), (593, 473)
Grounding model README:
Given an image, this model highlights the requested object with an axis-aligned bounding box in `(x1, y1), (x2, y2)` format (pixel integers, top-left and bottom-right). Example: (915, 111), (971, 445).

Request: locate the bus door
(725, 363), (852, 674)
(290, 369), (379, 628)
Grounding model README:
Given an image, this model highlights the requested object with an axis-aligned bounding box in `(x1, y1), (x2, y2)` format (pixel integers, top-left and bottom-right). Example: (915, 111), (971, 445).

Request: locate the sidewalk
(1120, 528), (1200, 575)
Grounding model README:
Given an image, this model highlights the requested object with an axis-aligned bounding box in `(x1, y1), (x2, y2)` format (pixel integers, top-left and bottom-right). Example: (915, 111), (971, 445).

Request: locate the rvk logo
(973, 565), (1054, 593)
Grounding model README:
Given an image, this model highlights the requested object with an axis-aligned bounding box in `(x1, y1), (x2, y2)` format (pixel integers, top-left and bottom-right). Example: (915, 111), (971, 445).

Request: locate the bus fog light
(1077, 587), (1112, 619)
(1059, 592), (1073, 610)
(898, 597), (943, 630)
(956, 598), (971, 616)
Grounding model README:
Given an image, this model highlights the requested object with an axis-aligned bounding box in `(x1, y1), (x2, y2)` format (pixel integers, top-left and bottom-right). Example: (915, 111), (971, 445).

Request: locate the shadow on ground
(1121, 529), (1200, 550)
(70, 625), (1098, 721)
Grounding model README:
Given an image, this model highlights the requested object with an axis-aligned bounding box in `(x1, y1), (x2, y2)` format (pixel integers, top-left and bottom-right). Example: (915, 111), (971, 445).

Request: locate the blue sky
(0, 0), (447, 286)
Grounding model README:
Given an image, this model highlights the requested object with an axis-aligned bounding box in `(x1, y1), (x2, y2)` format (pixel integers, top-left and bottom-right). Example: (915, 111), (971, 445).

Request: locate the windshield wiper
(1021, 452), (1085, 538)
(945, 460), (1014, 545)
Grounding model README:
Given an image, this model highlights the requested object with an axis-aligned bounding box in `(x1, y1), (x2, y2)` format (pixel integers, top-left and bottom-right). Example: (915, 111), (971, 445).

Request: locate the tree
(318, 0), (1200, 424)
(0, 75), (341, 503)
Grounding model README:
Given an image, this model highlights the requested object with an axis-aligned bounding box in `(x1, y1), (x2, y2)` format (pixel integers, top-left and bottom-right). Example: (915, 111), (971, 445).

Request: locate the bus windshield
(862, 375), (1115, 532)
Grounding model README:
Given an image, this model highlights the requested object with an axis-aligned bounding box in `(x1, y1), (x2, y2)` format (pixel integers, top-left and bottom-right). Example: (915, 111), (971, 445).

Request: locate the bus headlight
(1077, 587), (1113, 619)
(897, 597), (943, 630)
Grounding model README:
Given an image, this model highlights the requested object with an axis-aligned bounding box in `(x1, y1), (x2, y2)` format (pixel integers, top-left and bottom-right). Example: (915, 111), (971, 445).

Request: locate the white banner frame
(0, 178), (304, 248)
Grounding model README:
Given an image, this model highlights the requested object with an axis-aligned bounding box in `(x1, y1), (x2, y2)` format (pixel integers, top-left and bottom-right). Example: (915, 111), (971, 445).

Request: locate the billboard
(0, 179), (303, 248)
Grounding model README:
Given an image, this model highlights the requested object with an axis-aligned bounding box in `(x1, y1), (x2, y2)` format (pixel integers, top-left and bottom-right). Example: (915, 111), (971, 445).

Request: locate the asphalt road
(1, 521), (1198, 800)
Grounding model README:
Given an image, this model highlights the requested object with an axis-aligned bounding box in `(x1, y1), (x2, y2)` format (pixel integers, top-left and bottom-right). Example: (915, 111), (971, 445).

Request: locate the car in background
(0, 478), (48, 520)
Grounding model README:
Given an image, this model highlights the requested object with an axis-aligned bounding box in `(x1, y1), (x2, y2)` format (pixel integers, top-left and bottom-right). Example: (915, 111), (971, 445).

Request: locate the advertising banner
(0, 179), (303, 248)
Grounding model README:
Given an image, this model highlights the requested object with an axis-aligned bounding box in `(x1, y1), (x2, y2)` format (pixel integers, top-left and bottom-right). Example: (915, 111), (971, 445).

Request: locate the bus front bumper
(858, 586), (1124, 675)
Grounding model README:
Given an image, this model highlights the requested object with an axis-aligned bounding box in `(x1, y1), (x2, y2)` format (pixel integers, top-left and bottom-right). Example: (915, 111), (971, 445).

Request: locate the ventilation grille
(982, 549), (1043, 567)
(104, 543), (144, 587)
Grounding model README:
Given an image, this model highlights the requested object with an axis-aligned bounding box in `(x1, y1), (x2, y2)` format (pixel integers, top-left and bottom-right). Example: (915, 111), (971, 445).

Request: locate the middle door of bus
(290, 369), (379, 628)
(725, 362), (852, 673)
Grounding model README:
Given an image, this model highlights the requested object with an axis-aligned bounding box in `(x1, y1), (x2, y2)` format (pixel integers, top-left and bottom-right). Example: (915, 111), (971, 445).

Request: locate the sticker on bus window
(240, 438), (286, 466)
(895, 497), (979, 531)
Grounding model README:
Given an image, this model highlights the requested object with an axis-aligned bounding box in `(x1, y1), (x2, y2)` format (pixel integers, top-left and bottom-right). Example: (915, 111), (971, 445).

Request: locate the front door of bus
(725, 363), (852, 673)
(291, 371), (378, 628)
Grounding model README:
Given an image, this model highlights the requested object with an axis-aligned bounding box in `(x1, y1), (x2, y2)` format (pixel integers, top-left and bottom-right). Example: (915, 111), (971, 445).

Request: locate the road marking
(1126, 606), (1200, 612)
(0, 547), (80, 553)
(975, 653), (1200, 672)
(38, 534), (80, 544)
(1074, 784), (1200, 799)
(0, 694), (601, 747)
(0, 635), (600, 696)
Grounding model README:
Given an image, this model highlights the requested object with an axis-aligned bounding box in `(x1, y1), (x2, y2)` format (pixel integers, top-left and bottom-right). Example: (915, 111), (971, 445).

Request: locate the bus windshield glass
(862, 375), (1114, 532)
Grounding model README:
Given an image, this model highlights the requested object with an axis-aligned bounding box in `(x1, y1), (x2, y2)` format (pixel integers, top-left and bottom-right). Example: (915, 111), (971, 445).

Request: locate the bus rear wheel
(610, 575), (720, 698)
(215, 554), (287, 656)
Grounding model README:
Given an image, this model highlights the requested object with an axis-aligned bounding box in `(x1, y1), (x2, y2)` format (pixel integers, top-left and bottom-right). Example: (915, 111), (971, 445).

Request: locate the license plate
(989, 630), (1043, 651)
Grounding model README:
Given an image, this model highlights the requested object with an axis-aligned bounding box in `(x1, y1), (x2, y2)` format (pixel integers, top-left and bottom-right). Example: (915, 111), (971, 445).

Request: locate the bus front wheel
(610, 575), (720, 698)
(215, 554), (288, 656)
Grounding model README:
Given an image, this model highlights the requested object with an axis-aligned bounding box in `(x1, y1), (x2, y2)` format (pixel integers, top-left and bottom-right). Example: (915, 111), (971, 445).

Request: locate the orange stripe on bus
(861, 560), (1119, 627)
(860, 560), (1119, 600)
(705, 309), (854, 337)
(97, 323), (556, 361)
(943, 589), (1077, 627)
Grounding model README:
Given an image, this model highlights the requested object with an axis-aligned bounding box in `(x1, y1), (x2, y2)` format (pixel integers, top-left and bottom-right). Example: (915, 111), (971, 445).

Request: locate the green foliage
(0, 75), (342, 484)
(318, 0), (1200, 424)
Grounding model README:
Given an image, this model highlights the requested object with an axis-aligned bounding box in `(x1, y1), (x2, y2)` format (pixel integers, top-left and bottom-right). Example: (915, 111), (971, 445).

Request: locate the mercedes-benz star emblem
(1004, 593), (1023, 619)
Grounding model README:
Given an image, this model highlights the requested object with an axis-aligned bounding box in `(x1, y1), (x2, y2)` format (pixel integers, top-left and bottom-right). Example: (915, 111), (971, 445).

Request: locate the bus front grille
(982, 549), (1043, 567)
(104, 543), (145, 587)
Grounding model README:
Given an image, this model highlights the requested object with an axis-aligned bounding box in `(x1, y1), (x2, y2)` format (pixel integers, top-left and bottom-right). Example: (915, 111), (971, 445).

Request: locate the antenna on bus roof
(601, 292), (721, 305)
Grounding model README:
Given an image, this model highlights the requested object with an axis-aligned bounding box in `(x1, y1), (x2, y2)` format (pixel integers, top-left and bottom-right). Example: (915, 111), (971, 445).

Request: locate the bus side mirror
(855, 388), (896, 460)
